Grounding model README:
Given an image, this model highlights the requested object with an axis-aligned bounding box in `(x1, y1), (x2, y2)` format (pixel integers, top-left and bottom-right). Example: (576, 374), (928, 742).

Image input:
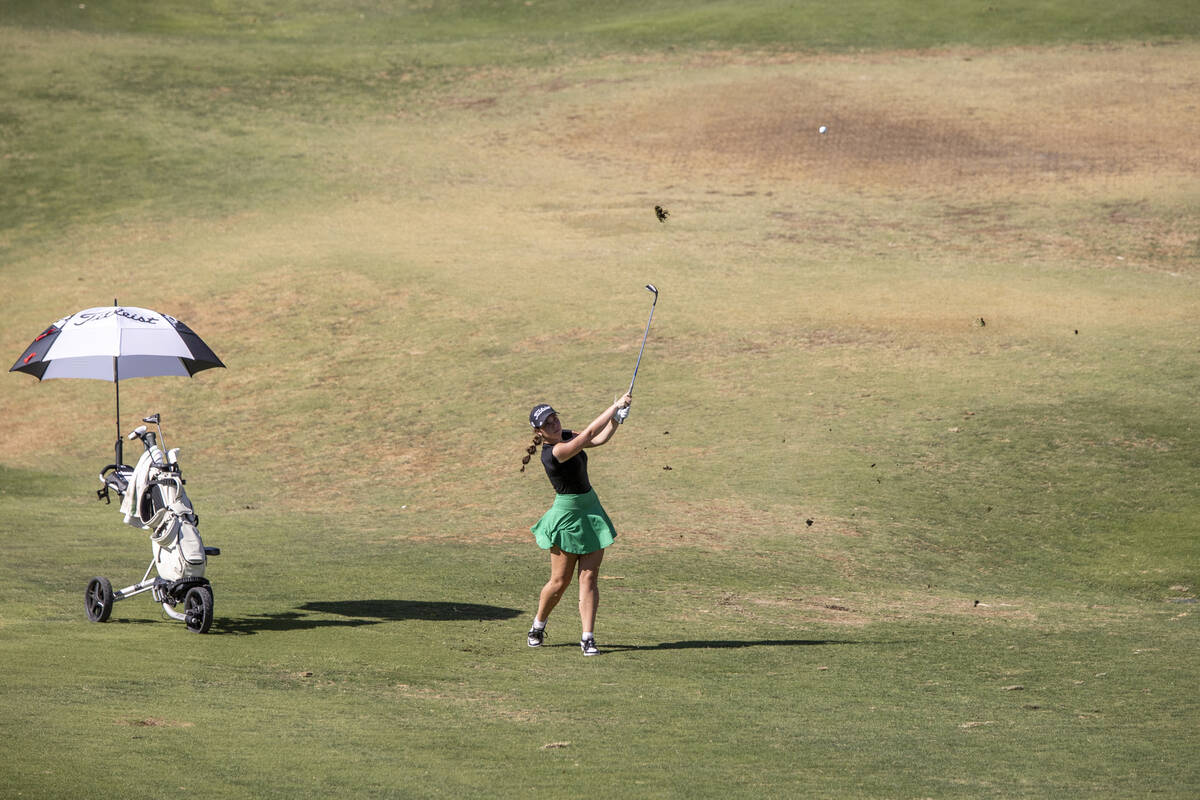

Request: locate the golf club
(615, 284), (658, 424)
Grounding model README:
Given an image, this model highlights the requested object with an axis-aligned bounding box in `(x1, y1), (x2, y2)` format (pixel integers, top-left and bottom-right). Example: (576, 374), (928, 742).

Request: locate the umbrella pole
(113, 298), (122, 466)
(114, 356), (122, 465)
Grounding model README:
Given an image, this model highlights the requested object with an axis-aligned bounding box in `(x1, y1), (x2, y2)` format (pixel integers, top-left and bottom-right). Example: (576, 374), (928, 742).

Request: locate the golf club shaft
(627, 303), (656, 395)
(616, 284), (657, 424)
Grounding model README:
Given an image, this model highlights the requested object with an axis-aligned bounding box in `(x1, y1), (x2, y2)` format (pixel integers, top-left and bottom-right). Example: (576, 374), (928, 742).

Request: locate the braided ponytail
(520, 431), (544, 472)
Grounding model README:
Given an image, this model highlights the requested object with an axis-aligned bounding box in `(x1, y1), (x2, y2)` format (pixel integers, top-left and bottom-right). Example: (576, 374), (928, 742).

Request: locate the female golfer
(522, 393), (632, 656)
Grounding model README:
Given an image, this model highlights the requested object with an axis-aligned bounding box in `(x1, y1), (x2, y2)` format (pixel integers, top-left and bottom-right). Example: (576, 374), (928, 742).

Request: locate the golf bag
(86, 414), (218, 633)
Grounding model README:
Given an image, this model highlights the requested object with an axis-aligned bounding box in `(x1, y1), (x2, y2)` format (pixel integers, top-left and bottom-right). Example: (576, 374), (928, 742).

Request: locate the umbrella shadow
(300, 599), (524, 622)
(212, 611), (376, 635)
(212, 599), (523, 635)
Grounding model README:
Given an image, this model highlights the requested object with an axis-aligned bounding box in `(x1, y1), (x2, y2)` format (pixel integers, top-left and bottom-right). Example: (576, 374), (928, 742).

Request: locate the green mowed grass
(3, 485), (1196, 798)
(3, 490), (1196, 798)
(5, 0), (1198, 47)
(2, 2), (1199, 797)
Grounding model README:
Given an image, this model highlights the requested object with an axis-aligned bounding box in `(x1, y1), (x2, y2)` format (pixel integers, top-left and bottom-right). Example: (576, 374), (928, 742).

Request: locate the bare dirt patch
(117, 717), (194, 728)
(548, 44), (1200, 191)
(632, 497), (830, 551)
(399, 527), (530, 545)
(743, 590), (1042, 626)
(389, 683), (542, 723)
(503, 44), (1199, 278)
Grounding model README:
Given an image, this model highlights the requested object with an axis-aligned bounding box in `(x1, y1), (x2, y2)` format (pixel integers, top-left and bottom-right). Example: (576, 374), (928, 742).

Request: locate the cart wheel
(85, 577), (114, 623)
(183, 585), (213, 634)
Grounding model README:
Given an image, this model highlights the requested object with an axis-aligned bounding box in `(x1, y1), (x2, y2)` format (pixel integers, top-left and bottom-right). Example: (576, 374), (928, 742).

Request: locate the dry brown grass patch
(548, 44), (1199, 191)
(117, 717), (194, 728)
(388, 683), (542, 723)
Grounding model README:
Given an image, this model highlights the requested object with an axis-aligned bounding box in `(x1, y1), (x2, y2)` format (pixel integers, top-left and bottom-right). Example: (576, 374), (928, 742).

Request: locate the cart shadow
(213, 599), (523, 635)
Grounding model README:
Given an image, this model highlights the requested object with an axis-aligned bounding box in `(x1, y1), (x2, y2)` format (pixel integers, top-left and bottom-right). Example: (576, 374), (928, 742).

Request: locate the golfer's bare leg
(537, 547), (577, 622)
(577, 548), (604, 634)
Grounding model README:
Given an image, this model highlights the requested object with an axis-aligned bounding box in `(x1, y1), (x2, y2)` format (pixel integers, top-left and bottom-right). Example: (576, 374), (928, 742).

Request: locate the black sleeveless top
(540, 431), (591, 495)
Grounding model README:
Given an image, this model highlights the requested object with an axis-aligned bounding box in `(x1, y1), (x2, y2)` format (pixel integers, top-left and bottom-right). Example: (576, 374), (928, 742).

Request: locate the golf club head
(645, 283), (658, 303)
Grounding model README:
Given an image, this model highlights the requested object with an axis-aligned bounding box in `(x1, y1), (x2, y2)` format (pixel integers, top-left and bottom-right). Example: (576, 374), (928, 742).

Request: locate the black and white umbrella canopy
(11, 305), (224, 381)
(10, 305), (224, 458)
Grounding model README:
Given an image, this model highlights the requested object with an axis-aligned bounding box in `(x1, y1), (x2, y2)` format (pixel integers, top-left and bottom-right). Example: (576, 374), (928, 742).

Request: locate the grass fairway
(2, 3), (1198, 798)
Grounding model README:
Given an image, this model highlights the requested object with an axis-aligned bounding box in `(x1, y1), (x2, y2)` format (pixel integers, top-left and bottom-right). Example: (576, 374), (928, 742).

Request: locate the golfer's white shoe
(580, 636), (599, 656)
(527, 627), (545, 648)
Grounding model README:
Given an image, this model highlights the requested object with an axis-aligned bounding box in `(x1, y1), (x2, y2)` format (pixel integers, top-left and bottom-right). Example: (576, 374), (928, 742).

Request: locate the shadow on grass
(213, 599), (523, 635)
(549, 639), (866, 652)
(300, 600), (523, 621)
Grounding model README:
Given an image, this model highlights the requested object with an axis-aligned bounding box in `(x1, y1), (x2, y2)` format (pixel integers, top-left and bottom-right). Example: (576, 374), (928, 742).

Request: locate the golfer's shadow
(214, 599), (522, 635)
(549, 639), (858, 651)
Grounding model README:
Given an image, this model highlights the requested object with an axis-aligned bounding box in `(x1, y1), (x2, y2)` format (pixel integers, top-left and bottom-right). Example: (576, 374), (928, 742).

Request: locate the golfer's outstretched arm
(553, 394), (631, 460)
(589, 393), (633, 447)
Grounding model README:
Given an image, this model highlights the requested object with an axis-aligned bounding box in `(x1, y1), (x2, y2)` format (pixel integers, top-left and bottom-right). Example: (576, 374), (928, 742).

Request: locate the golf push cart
(86, 413), (219, 633)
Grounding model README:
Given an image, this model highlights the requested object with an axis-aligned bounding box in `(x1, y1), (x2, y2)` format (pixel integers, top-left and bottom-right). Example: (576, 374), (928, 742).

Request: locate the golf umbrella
(10, 304), (224, 461)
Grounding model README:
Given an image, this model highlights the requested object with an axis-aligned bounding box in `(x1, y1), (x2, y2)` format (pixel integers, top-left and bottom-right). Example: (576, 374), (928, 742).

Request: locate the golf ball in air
(818, 125), (828, 134)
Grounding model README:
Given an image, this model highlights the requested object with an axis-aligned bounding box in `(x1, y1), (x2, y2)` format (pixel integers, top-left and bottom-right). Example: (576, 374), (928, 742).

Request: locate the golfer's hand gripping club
(615, 394), (632, 424)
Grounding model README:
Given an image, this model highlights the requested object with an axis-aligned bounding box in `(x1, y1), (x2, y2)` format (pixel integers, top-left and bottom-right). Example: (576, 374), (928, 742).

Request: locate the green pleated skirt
(531, 489), (616, 555)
